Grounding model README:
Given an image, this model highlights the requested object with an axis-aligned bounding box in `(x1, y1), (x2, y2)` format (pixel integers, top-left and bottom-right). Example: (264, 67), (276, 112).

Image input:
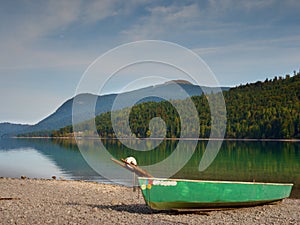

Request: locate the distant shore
(0, 178), (299, 224)
(11, 136), (300, 142)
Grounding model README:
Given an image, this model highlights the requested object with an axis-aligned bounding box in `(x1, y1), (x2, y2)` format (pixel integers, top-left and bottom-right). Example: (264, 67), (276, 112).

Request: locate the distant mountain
(1, 81), (229, 137)
(0, 123), (30, 138)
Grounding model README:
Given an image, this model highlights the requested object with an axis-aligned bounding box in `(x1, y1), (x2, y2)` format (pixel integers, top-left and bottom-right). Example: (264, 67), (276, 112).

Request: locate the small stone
(91, 207), (98, 212)
(111, 199), (120, 205)
(52, 176), (56, 180)
(21, 175), (26, 179)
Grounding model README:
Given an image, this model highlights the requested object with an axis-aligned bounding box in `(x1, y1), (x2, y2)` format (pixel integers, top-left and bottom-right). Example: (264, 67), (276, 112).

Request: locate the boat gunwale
(138, 177), (294, 186)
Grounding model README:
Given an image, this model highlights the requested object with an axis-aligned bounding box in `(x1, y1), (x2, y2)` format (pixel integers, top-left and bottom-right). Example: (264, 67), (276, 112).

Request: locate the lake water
(0, 138), (299, 198)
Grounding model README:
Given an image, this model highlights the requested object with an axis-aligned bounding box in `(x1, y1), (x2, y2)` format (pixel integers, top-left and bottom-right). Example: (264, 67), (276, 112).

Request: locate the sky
(0, 0), (299, 124)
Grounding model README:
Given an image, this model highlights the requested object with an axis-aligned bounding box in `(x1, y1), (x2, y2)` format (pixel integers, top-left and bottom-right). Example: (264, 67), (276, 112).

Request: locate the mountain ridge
(89, 73), (300, 139)
(1, 81), (228, 137)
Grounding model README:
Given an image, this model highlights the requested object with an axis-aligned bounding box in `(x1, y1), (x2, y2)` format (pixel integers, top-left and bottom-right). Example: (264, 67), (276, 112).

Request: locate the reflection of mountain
(1, 139), (299, 198)
(0, 139), (101, 181)
(0, 148), (68, 179)
(1, 81), (228, 136)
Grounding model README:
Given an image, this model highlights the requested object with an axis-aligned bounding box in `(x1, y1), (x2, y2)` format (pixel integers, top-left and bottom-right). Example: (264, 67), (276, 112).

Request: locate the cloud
(2, 1), (81, 41)
(0, 0), (156, 71)
(81, 0), (125, 23)
(194, 34), (300, 86)
(0, 1), (82, 69)
(120, 0), (300, 43)
(208, 0), (275, 12)
(121, 3), (202, 41)
(0, 0), (136, 70)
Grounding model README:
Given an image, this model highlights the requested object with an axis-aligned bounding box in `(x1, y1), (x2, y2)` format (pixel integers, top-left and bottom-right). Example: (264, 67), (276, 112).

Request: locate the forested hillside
(39, 73), (300, 139)
(224, 74), (300, 138)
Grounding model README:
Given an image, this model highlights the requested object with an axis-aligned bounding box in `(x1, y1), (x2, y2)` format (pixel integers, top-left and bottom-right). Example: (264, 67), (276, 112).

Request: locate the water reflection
(0, 138), (299, 198)
(0, 148), (69, 179)
(0, 138), (102, 182)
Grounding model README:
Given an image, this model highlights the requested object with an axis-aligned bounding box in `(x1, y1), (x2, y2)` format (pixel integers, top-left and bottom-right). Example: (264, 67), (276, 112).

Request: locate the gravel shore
(0, 178), (299, 224)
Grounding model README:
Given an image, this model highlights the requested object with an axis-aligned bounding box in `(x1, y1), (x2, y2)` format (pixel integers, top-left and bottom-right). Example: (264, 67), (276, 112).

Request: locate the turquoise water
(0, 138), (299, 198)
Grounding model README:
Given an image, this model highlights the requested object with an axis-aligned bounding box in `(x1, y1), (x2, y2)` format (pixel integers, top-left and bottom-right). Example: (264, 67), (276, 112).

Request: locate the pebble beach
(0, 178), (299, 225)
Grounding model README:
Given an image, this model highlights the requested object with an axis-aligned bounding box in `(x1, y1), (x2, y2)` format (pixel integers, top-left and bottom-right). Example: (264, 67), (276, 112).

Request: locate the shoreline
(1, 178), (299, 224)
(10, 136), (300, 142)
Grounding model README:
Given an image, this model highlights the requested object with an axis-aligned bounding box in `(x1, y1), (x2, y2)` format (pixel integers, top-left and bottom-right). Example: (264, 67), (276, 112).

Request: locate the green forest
(37, 72), (300, 139)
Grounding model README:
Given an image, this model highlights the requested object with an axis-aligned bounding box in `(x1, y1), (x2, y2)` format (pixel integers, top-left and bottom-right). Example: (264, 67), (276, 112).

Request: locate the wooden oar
(111, 158), (154, 178)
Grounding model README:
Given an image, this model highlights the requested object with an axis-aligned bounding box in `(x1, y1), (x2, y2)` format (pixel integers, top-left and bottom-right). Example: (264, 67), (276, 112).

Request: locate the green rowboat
(111, 158), (293, 210)
(138, 177), (293, 210)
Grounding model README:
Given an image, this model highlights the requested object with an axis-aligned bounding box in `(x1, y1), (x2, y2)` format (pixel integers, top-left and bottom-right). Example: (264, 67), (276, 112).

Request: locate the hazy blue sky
(1, 0), (299, 124)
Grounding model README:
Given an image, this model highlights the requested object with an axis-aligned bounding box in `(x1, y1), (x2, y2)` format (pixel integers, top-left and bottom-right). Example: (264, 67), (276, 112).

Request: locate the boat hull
(138, 177), (293, 210)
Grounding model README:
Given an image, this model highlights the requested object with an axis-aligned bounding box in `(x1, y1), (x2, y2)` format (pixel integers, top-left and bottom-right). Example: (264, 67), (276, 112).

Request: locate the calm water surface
(0, 138), (299, 198)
